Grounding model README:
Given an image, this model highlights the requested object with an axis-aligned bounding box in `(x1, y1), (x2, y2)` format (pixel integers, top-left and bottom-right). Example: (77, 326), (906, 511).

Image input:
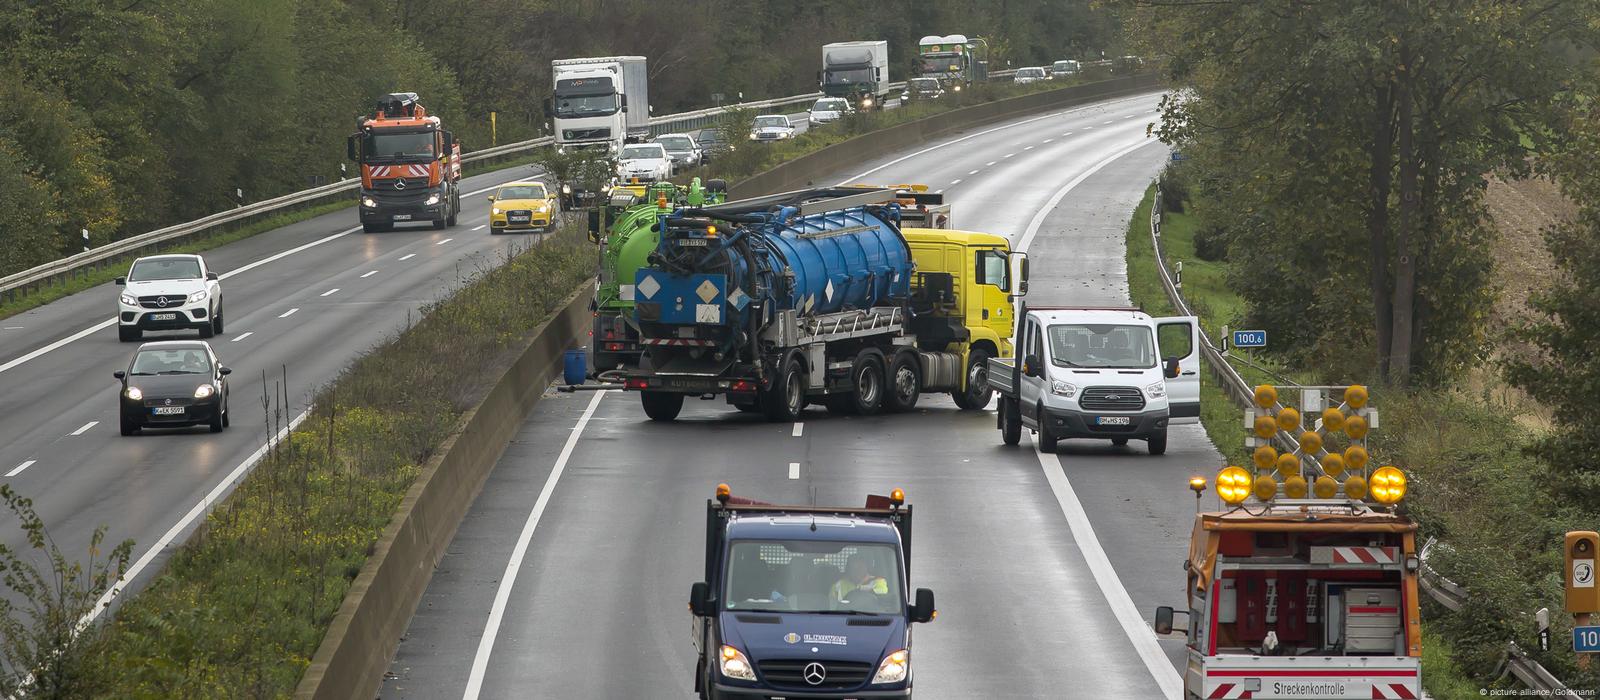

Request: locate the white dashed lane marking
(321, 288), (340, 297)
(788, 462), (800, 480)
(436, 238), (453, 245)
(399, 253), (417, 261)
(361, 271), (378, 278)
(231, 332), (253, 342)
(6, 461), (35, 478)
(950, 179), (962, 185)
(279, 308), (299, 318)
(472, 225), (486, 231)
(792, 423), (804, 437)
(70, 421), (97, 436)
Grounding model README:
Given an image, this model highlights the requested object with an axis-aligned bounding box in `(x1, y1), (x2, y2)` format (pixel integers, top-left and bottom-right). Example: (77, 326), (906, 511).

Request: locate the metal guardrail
(0, 70), (1025, 301)
(1147, 179), (1582, 698)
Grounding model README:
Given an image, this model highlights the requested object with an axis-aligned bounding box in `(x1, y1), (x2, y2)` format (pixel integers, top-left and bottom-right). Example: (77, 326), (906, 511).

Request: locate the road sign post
(1232, 330), (1267, 349)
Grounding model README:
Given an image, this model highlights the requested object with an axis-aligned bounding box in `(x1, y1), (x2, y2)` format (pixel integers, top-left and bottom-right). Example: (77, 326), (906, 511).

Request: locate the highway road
(383, 92), (1224, 699)
(0, 167), (558, 614)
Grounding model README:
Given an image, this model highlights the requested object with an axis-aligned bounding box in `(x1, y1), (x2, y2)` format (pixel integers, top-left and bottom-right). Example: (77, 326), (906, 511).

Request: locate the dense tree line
(1122, 1), (1599, 387)
(0, 0), (1123, 278)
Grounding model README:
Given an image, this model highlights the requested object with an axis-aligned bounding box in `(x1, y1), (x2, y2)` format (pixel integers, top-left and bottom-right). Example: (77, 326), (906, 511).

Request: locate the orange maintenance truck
(1156, 385), (1424, 700)
(347, 92), (463, 233)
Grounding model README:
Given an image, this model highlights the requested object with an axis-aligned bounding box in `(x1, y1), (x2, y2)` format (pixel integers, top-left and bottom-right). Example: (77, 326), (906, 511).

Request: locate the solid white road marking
(1034, 444), (1183, 699)
(70, 421), (98, 436)
(361, 270), (378, 278)
(788, 462), (800, 480)
(279, 308), (299, 318)
(792, 423), (804, 437)
(399, 253), (417, 261)
(2, 326), (21, 330)
(472, 225), (486, 231)
(436, 238), (453, 245)
(0, 320), (116, 374)
(1016, 138), (1159, 252)
(6, 461), (36, 478)
(464, 390), (608, 700)
(80, 408), (312, 629)
(320, 288), (340, 297)
(230, 332), (253, 342)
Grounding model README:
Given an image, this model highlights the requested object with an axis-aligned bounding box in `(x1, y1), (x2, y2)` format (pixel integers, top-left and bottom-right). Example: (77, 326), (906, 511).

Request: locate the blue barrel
(563, 349), (587, 385)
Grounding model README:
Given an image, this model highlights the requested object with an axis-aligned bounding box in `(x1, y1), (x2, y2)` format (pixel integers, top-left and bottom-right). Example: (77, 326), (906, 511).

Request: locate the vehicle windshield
(128, 258), (202, 282)
(1019, 68), (1045, 78)
(655, 136), (694, 152)
(1053, 61), (1077, 71)
(619, 145), (664, 160)
(496, 184), (547, 200)
(824, 67), (873, 85)
(920, 56), (963, 73)
(724, 540), (903, 615)
(812, 99), (848, 112)
(130, 348), (211, 376)
(754, 116), (789, 129)
(1049, 324), (1157, 369)
(362, 131), (435, 162)
(909, 79), (940, 91)
(554, 93), (619, 119)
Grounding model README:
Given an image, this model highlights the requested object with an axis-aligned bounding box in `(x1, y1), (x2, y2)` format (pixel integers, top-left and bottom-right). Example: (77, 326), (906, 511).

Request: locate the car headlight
(861, 97), (874, 107)
(188, 290), (208, 304)
(194, 384), (215, 399)
(1051, 380), (1077, 398)
(953, 84), (962, 92)
(871, 649), (908, 684)
(601, 183), (612, 193)
(748, 131), (759, 140)
(119, 293), (136, 306)
(425, 193), (440, 206)
(561, 183), (572, 194)
(1146, 382), (1166, 399)
(361, 197), (376, 208)
(718, 645), (756, 681)
(125, 386), (143, 401)
(492, 207), (501, 215)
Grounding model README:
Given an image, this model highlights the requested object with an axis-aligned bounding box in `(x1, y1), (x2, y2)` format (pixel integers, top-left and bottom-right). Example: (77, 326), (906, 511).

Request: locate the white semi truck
(548, 56), (649, 152)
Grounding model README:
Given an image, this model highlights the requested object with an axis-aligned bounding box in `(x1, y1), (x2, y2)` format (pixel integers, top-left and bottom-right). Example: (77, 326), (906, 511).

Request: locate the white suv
(115, 254), (224, 342)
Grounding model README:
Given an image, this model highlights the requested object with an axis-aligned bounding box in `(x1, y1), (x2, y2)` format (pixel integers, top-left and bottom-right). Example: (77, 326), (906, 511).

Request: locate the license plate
(150, 313), (177, 321)
(1097, 416), (1131, 426)
(152, 406), (184, 415)
(665, 379), (713, 391)
(509, 217), (530, 223)
(678, 239), (707, 247)
(392, 214), (412, 221)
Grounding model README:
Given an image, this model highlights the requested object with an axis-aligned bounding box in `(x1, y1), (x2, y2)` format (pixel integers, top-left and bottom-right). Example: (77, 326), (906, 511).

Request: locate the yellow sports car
(487, 181), (559, 232)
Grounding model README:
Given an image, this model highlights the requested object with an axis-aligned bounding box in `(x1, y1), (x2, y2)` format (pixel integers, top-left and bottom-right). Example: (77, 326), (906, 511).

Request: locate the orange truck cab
(347, 92), (463, 233)
(1156, 384), (1424, 699)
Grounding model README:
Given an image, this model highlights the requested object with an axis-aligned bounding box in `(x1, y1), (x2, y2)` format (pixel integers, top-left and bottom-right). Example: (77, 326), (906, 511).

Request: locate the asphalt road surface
(384, 92), (1224, 700)
(0, 166), (561, 613)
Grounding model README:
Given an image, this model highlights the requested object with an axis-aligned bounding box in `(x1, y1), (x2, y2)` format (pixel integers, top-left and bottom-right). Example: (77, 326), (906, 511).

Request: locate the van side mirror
(689, 581), (712, 617)
(909, 588), (936, 623)
(1023, 355), (1042, 378)
(346, 134), (359, 161)
(486, 195), (496, 202)
(113, 370), (126, 380)
(1154, 605), (1188, 634)
(543, 98), (553, 118)
(1163, 357), (1180, 379)
(219, 366), (232, 376)
(114, 277), (126, 285)
(442, 130), (454, 152)
(206, 272), (219, 281)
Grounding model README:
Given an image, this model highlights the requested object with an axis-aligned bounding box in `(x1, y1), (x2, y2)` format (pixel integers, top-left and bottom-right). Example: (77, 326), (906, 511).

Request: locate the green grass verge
(94, 226), (594, 696)
(0, 154), (544, 323)
(1123, 183), (1597, 693)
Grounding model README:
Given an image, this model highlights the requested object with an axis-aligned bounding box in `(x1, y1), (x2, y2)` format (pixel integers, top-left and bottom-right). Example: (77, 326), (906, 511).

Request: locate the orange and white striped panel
(1309, 546), (1398, 565)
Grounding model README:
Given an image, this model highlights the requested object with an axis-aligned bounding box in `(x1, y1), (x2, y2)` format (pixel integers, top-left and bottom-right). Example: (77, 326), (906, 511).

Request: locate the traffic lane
(1017, 141), (1219, 670)
(0, 203), (543, 603)
(384, 391), (804, 699)
(0, 164), (548, 367)
(796, 398), (1169, 698)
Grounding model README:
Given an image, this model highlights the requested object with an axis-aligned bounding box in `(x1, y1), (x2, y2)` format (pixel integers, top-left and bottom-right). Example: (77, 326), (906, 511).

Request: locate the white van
(989, 306), (1198, 454)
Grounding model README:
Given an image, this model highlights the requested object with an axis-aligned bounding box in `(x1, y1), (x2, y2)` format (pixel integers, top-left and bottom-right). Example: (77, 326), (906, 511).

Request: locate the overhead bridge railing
(0, 67), (1019, 305)
(1148, 178), (1584, 699)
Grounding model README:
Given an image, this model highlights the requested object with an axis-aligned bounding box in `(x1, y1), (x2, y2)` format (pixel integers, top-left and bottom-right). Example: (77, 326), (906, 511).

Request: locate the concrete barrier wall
(295, 284), (591, 700)
(729, 73), (1162, 199)
(294, 72), (1164, 700)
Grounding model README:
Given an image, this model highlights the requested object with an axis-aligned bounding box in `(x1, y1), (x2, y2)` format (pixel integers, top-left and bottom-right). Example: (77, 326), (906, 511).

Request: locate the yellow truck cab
(1155, 385), (1424, 700)
(903, 228), (1016, 409)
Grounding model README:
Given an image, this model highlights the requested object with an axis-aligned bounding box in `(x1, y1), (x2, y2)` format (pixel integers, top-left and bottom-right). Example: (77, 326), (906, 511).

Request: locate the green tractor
(592, 177), (727, 371)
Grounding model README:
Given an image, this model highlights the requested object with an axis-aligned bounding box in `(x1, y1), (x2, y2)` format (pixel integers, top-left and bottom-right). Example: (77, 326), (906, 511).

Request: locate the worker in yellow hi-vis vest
(831, 553), (888, 606)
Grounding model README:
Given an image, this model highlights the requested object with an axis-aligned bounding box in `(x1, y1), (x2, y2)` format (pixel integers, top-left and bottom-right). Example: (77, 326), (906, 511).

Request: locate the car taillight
(606, 343), (624, 351)
(730, 380), (756, 392)
(625, 378), (649, 390)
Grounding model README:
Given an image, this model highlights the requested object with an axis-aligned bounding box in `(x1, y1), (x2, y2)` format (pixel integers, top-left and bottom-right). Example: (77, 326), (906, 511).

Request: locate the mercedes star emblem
(164, 399), (172, 406)
(803, 662), (826, 686)
(156, 296), (168, 308)
(393, 179), (406, 190)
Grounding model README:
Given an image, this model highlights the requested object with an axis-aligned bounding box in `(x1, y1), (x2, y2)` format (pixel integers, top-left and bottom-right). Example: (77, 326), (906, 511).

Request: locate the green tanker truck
(593, 177), (727, 371)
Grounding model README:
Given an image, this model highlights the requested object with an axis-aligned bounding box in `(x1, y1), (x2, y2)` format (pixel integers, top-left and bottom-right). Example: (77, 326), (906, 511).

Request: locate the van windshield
(1048, 324), (1157, 369)
(723, 540), (903, 615)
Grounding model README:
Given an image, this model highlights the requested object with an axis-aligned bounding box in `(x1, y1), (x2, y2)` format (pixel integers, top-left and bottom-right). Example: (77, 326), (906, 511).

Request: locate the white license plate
(1096, 416), (1131, 426)
(678, 239), (708, 246)
(152, 406), (184, 415)
(150, 313), (177, 321)
(392, 214), (412, 221)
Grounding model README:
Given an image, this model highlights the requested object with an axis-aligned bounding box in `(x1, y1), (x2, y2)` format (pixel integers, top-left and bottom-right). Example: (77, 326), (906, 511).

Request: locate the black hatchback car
(114, 340), (231, 435)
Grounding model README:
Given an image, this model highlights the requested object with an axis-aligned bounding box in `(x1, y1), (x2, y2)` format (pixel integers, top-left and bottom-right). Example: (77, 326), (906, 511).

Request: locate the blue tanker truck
(619, 187), (1026, 422)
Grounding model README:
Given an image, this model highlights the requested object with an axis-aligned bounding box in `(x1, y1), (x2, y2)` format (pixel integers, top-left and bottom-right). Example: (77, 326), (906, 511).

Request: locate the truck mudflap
(1196, 657), (1420, 699)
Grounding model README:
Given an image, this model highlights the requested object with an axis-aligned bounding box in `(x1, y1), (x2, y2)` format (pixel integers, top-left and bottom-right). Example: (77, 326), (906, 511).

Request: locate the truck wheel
(1036, 404), (1059, 453)
(446, 193), (459, 226)
(1001, 398), (1022, 446)
(849, 353), (885, 415)
(761, 357), (805, 422)
(951, 348), (993, 410)
(641, 391), (684, 422)
(1147, 429), (1168, 456)
(885, 353), (921, 413)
